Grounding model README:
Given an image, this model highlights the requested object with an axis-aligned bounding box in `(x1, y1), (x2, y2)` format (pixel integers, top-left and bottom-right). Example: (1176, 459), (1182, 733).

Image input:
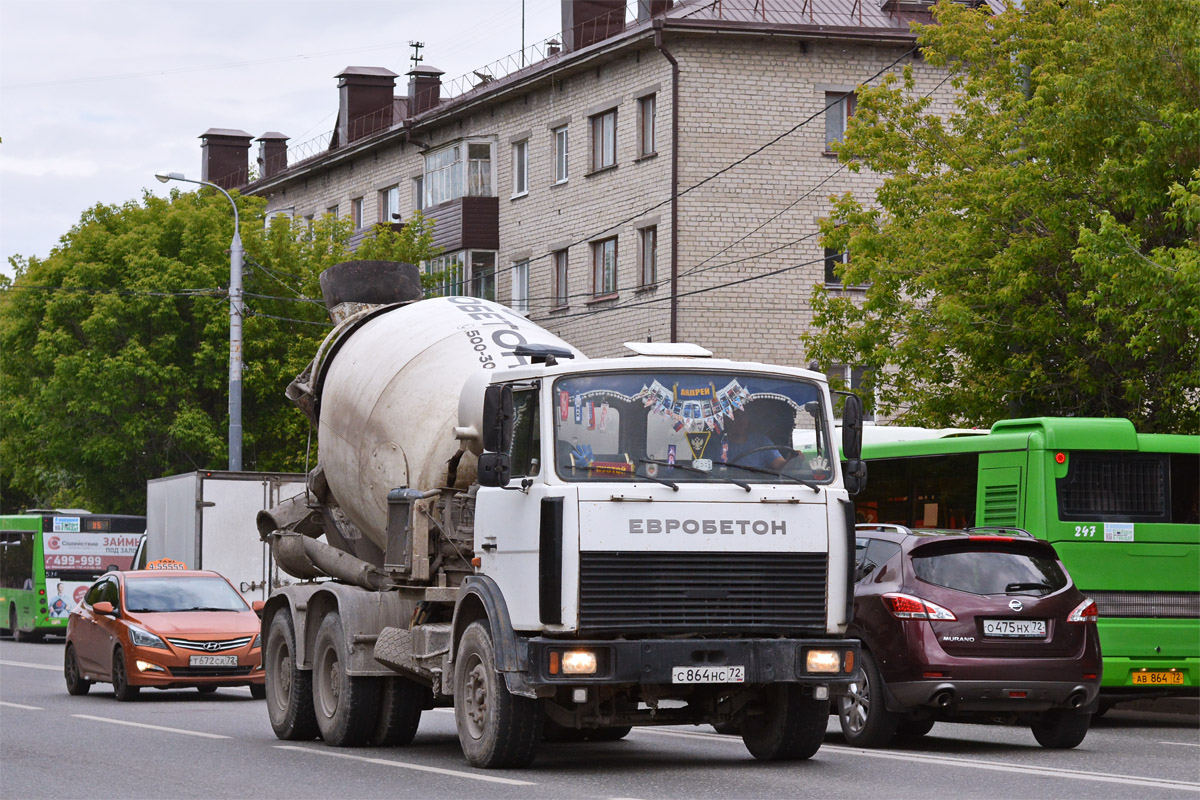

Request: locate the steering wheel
(727, 445), (799, 466)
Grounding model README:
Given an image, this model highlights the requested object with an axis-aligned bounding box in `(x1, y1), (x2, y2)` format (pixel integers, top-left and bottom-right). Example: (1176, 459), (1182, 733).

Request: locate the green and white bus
(850, 417), (1199, 706)
(0, 511), (145, 641)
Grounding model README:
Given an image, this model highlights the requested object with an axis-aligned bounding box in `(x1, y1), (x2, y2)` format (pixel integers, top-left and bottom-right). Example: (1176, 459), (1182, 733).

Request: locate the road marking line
(1160, 741), (1200, 748)
(72, 714), (230, 739)
(0, 659), (60, 672)
(274, 745), (536, 786)
(0, 700), (44, 710)
(631, 728), (1200, 792)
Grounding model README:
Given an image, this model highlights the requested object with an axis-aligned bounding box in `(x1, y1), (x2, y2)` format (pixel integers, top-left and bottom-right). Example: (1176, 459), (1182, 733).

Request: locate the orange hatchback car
(64, 570), (264, 700)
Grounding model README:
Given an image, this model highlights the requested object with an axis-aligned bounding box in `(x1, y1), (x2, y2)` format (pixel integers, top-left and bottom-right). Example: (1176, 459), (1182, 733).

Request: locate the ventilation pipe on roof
(562, 0), (626, 51)
(337, 66), (399, 145)
(256, 132), (289, 179)
(408, 64), (445, 116)
(637, 0), (674, 22)
(199, 128), (253, 189)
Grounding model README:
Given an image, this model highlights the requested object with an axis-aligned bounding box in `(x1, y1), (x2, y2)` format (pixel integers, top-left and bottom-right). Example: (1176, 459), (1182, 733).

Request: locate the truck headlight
(805, 649), (841, 673)
(549, 649), (599, 675)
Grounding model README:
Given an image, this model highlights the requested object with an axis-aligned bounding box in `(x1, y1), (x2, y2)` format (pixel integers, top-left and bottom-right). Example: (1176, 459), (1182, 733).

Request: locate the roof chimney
(407, 64), (444, 116)
(636, 0), (673, 22)
(199, 128), (253, 189)
(562, 0), (626, 52)
(256, 132), (289, 179)
(336, 67), (399, 146)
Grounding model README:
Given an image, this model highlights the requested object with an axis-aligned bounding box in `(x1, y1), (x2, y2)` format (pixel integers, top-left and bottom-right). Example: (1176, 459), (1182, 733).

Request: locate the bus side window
(0, 531), (33, 591)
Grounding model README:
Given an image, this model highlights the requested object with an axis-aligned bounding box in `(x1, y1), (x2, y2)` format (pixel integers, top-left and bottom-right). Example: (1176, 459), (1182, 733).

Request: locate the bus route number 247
(1074, 525), (1098, 538)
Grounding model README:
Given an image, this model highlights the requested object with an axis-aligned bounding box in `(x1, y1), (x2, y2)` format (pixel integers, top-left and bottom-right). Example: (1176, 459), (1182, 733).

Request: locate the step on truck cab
(257, 260), (865, 768)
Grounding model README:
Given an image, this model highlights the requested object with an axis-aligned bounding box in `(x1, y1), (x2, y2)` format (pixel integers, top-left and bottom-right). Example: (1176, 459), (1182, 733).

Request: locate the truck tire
(312, 611), (380, 746)
(64, 643), (92, 696)
(1031, 709), (1090, 749)
(587, 725), (633, 742)
(371, 676), (428, 746)
(266, 609), (319, 740)
(454, 620), (542, 768)
(837, 651), (900, 747)
(111, 647), (140, 701)
(741, 684), (829, 761)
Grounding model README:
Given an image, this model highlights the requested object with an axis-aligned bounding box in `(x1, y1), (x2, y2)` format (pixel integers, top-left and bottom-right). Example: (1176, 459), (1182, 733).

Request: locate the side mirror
(481, 385), (514, 454)
(841, 393), (864, 460)
(93, 601), (115, 615)
(477, 452), (512, 487)
(843, 458), (868, 495)
(251, 600), (265, 614)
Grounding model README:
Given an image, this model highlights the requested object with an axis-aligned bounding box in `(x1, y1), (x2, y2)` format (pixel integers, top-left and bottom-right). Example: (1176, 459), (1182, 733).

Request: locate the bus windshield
(552, 370), (832, 484)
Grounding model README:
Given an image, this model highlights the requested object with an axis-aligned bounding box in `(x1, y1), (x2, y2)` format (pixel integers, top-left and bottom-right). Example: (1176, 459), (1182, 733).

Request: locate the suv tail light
(883, 592), (957, 621)
(1067, 598), (1098, 623)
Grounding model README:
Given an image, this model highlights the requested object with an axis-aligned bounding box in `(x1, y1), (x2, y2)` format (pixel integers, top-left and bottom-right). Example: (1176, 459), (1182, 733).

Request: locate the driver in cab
(721, 408), (786, 471)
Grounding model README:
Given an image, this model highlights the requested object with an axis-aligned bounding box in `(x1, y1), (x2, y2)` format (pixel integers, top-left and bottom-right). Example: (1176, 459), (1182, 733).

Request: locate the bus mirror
(843, 458), (868, 495)
(842, 394), (864, 460)
(93, 601), (115, 615)
(482, 385), (514, 453)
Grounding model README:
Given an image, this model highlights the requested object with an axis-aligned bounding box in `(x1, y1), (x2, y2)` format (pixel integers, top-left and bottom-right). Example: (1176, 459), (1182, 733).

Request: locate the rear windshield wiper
(639, 459), (751, 492)
(715, 461), (820, 493)
(1004, 582), (1054, 595)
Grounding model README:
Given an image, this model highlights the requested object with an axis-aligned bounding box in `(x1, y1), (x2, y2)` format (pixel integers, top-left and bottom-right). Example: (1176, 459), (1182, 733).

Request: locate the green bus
(852, 417), (1199, 707)
(0, 511), (146, 641)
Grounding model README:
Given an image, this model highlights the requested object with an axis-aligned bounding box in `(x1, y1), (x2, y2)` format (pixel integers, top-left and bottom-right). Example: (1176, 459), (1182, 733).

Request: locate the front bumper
(523, 637), (860, 686)
(127, 647), (264, 689)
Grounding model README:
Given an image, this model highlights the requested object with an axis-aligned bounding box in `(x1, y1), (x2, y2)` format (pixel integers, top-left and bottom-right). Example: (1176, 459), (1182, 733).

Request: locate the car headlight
(252, 633), (261, 650)
(129, 625), (168, 649)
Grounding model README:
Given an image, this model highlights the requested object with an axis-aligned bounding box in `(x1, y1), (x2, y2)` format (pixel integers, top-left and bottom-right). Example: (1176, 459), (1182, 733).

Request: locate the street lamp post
(155, 171), (244, 472)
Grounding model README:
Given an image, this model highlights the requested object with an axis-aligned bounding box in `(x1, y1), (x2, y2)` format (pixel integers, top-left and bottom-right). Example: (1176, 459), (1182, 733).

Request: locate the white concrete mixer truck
(257, 260), (868, 768)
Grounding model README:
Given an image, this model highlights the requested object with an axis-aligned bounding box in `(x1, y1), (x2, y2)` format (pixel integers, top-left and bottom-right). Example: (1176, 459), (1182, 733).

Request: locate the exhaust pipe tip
(933, 690), (955, 708)
(1067, 691), (1086, 709)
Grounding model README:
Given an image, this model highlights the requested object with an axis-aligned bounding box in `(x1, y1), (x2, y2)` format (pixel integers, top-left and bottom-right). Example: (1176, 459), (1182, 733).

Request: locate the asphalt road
(3, 637), (1197, 799)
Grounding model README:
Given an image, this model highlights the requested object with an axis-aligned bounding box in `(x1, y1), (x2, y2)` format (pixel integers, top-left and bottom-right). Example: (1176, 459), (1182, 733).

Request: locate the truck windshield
(552, 370), (832, 484)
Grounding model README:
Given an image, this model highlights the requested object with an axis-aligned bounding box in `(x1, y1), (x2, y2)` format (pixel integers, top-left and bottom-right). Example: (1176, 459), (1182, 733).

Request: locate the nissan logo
(1008, 599), (1023, 612)
(204, 641), (220, 651)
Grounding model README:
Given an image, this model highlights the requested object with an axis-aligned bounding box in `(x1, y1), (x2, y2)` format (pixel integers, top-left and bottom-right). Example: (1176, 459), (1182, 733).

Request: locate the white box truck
(146, 471), (307, 602)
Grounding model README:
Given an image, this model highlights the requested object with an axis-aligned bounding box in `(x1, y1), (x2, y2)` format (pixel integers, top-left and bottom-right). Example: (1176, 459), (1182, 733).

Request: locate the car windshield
(911, 547), (1068, 596)
(552, 370), (832, 484)
(124, 576), (248, 612)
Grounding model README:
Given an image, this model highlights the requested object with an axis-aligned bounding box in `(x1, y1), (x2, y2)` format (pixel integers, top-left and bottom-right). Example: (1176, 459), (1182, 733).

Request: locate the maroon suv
(839, 525), (1101, 749)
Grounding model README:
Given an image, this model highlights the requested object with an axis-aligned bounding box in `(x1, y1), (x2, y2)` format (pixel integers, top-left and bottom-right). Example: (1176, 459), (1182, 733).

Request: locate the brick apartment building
(196, 0), (965, 377)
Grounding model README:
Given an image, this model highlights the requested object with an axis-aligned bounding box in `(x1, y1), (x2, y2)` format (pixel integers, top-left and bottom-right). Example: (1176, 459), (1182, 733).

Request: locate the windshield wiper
(639, 459), (751, 492)
(714, 461), (821, 493)
(632, 463), (679, 491)
(178, 606), (237, 612)
(1005, 582), (1053, 595)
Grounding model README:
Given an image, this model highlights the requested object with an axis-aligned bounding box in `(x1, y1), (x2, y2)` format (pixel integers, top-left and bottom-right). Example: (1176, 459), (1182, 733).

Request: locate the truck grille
(578, 551), (827, 634)
(1084, 590), (1199, 619)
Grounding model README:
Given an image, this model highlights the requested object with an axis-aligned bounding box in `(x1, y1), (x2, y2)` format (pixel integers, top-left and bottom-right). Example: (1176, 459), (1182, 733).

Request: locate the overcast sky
(0, 0), (567, 278)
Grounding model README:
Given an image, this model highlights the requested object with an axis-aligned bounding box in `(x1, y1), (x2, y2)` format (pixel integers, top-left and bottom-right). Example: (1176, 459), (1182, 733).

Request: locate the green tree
(0, 190), (439, 514)
(804, 0), (1200, 434)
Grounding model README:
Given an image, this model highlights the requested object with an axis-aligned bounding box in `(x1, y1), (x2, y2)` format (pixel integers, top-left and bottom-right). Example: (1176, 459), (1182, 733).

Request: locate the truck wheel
(1031, 709), (1091, 749)
(837, 651), (900, 747)
(312, 611), (380, 746)
(265, 609), (319, 740)
(64, 643), (92, 696)
(454, 620), (542, 768)
(111, 647), (140, 701)
(741, 684), (829, 761)
(587, 725), (632, 742)
(371, 676), (428, 746)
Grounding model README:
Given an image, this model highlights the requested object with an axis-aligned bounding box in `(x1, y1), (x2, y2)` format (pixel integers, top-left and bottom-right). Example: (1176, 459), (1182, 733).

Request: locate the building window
(350, 197), (364, 230)
(265, 208), (294, 229)
(424, 140), (495, 207)
(304, 214), (315, 240)
(380, 185), (400, 224)
(512, 140), (529, 197)
(590, 109), (617, 172)
(825, 92), (857, 151)
(824, 247), (849, 284)
(470, 251), (496, 301)
(553, 249), (569, 308)
(426, 252), (464, 297)
(638, 94), (656, 157)
(554, 125), (569, 184)
(512, 260), (530, 315)
(638, 226), (657, 287)
(326, 205), (339, 219)
(828, 364), (875, 422)
(413, 176), (424, 212)
(591, 238), (617, 297)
